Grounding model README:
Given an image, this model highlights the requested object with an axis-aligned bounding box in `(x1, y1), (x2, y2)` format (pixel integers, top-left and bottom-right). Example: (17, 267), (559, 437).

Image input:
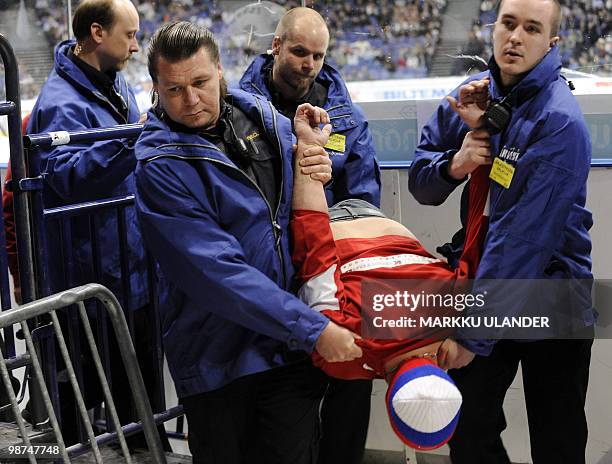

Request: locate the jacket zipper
(88, 73), (130, 123)
(251, 83), (266, 97)
(326, 104), (343, 112)
(60, 61), (129, 123)
(146, 118), (287, 288)
(92, 89), (128, 124)
(326, 104), (352, 128)
(256, 97), (287, 288)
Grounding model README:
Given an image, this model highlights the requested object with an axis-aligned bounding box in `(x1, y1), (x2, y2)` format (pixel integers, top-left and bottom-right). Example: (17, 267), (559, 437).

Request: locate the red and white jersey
(291, 166), (490, 380)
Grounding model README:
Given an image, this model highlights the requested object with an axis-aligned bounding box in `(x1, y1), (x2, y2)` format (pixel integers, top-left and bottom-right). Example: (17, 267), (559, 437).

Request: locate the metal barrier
(0, 34), (35, 308)
(1, 32), (184, 457)
(0, 283), (166, 463)
(0, 186), (14, 357)
(0, 34), (27, 358)
(21, 133), (177, 447)
(0, 30), (52, 441)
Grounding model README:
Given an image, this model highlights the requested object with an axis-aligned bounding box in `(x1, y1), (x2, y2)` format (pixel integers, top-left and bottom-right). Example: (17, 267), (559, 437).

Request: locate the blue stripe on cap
(387, 362), (460, 449)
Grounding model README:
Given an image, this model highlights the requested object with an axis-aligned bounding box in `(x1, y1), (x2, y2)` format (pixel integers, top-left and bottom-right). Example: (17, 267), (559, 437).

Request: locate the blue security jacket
(27, 40), (147, 309)
(134, 90), (330, 397)
(239, 54), (381, 206)
(409, 47), (594, 355)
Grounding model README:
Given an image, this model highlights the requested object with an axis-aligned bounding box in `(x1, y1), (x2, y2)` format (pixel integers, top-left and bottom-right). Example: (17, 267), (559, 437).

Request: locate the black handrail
(0, 33), (35, 305)
(1, 31), (51, 431)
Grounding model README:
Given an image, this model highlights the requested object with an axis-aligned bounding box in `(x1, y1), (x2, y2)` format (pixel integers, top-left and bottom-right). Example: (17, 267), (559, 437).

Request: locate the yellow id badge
(324, 133), (346, 153)
(489, 157), (515, 189)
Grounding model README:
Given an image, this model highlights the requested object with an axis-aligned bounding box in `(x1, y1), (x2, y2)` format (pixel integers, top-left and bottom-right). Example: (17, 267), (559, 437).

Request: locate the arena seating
(474, 0), (612, 76)
(28, 0), (446, 89)
(3, 0), (610, 100)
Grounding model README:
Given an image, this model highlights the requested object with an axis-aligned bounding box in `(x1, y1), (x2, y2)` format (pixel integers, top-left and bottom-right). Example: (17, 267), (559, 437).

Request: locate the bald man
(25, 0), (166, 447)
(240, 9), (380, 463)
(240, 7), (380, 207)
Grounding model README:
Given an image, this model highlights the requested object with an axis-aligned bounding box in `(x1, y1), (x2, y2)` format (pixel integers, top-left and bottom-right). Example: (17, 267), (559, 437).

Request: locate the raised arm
(291, 103), (363, 362)
(409, 77), (492, 205)
(292, 103), (332, 212)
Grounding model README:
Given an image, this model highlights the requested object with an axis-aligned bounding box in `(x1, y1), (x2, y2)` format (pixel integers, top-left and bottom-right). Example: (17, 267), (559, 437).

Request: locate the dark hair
(147, 21), (220, 83)
(496, 0), (561, 37)
(72, 0), (117, 42)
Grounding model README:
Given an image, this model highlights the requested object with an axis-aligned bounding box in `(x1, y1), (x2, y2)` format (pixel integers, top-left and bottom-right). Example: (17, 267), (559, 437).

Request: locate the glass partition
(1, 0), (611, 165)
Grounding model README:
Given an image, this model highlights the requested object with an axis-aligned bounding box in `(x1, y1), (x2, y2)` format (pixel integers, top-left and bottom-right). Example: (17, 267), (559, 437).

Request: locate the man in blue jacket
(26, 0), (165, 446)
(409, 0), (594, 462)
(135, 21), (363, 464)
(28, 0), (143, 305)
(240, 9), (380, 462)
(240, 8), (381, 207)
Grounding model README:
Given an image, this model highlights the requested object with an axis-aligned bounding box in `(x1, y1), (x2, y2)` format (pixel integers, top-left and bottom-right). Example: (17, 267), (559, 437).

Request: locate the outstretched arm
(291, 103), (363, 362)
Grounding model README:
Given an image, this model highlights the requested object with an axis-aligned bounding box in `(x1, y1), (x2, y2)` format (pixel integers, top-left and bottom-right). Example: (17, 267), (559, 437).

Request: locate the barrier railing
(0, 34), (35, 307)
(0, 30), (51, 434)
(22, 126), (174, 445)
(0, 283), (166, 463)
(1, 32), (181, 458)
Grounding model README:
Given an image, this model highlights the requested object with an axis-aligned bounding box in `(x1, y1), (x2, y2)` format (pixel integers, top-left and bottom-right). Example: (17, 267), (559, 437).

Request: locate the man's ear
(217, 61), (223, 80)
(549, 35), (560, 49)
(90, 22), (105, 45)
(272, 36), (281, 56)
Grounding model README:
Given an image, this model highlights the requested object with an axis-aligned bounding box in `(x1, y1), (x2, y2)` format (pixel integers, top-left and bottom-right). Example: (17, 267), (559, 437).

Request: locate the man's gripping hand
(294, 103), (333, 183)
(437, 338), (475, 370)
(447, 128), (492, 180)
(298, 145), (333, 183)
(315, 321), (363, 363)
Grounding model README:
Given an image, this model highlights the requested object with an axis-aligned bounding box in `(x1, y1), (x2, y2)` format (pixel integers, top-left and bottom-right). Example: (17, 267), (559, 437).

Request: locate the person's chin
(293, 79), (312, 94)
(113, 61), (128, 72)
(184, 113), (209, 128)
(500, 62), (525, 78)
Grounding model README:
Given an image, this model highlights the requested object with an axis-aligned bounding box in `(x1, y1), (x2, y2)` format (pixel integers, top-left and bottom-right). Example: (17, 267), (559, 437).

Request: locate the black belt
(328, 199), (387, 222)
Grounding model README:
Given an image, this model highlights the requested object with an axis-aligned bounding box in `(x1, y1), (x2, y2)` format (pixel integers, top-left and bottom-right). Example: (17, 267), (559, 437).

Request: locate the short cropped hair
(147, 21), (220, 83)
(274, 7), (328, 42)
(496, 0), (562, 37)
(72, 0), (117, 42)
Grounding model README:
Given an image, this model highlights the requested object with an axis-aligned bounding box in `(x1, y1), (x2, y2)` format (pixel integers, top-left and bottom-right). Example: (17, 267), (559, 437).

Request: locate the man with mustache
(135, 21), (362, 464)
(240, 9), (381, 463)
(409, 0), (594, 462)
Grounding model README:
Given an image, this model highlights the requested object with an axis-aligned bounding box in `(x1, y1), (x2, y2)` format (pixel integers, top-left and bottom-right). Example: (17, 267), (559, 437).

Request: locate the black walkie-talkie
(484, 96), (512, 135)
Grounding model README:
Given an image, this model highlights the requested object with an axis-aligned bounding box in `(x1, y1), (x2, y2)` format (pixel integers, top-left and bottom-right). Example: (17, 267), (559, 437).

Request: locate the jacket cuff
(455, 337), (495, 356)
(287, 310), (330, 354)
(439, 150), (467, 185)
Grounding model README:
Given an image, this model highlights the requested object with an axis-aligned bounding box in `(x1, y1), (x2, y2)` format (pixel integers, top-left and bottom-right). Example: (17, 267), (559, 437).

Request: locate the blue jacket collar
(135, 108), (215, 161)
(136, 89), (287, 162)
(488, 46), (562, 105)
(240, 53), (354, 116)
(54, 39), (130, 108)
